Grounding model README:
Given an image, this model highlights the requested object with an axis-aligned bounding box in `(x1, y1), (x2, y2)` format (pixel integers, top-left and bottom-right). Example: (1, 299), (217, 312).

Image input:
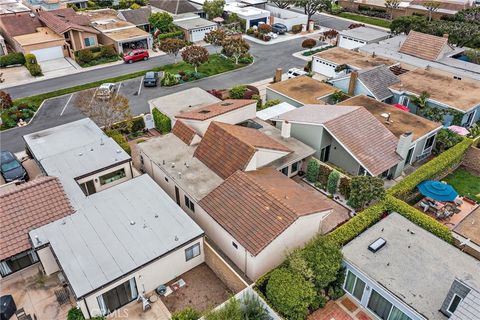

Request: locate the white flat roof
(256, 102), (296, 120)
(339, 26), (389, 42)
(0, 0), (30, 14)
(30, 175), (203, 298)
(224, 2), (270, 17)
(23, 119), (131, 207)
(343, 213), (480, 320)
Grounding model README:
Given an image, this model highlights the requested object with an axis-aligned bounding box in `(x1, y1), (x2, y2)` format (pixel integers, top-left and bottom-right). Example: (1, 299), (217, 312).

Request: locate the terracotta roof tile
(172, 120), (196, 145)
(176, 99), (255, 121)
(0, 177), (74, 260)
(0, 13), (43, 37)
(194, 122), (291, 179)
(38, 8), (99, 34)
(399, 31), (449, 61)
(200, 168), (332, 255)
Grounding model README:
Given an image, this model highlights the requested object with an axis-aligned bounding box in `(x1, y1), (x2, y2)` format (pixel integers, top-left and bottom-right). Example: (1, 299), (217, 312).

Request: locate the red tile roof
(176, 99), (255, 121)
(0, 13), (43, 37)
(399, 31), (448, 61)
(0, 177), (74, 260)
(38, 8), (99, 34)
(172, 120), (196, 145)
(194, 122), (291, 179)
(200, 168), (332, 255)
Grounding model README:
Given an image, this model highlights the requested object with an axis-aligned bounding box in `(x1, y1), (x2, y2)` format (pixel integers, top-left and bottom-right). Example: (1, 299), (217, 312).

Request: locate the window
(399, 96), (410, 107)
(185, 243), (200, 261)
(447, 294), (462, 314)
(424, 135), (435, 151)
(281, 167), (289, 176)
(358, 166), (367, 176)
(0, 250), (38, 277)
(389, 307), (411, 320)
(465, 111), (476, 126)
(184, 195), (195, 212)
(97, 278), (137, 316)
(232, 241), (238, 249)
(368, 290), (393, 320)
(84, 36), (95, 47)
(291, 161), (299, 173)
(79, 180), (96, 196)
(99, 169), (126, 185)
(344, 270), (366, 302)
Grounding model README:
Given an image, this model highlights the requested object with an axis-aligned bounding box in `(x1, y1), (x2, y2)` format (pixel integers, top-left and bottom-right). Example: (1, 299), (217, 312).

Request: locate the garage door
(30, 46), (64, 62)
(191, 27), (215, 42)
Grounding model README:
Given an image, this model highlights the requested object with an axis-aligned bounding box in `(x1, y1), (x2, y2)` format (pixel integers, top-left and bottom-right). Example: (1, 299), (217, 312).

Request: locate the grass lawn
(338, 12), (391, 29)
(5, 54), (248, 130)
(444, 167), (480, 202)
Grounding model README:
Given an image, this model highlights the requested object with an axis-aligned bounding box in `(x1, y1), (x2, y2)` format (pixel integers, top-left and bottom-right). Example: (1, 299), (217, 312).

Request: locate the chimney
(396, 132), (413, 159)
(274, 68), (282, 83)
(348, 71), (358, 96)
(281, 120), (291, 139)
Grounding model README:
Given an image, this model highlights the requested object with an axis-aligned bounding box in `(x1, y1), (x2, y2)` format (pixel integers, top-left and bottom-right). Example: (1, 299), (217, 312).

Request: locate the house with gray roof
(118, 7), (152, 32)
(329, 65), (401, 102)
(338, 26), (390, 50)
(342, 212), (480, 320)
(173, 13), (216, 42)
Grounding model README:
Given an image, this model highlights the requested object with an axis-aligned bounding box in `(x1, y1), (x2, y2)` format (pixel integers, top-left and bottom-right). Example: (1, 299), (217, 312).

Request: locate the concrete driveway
(0, 66), (33, 88)
(40, 58), (78, 78)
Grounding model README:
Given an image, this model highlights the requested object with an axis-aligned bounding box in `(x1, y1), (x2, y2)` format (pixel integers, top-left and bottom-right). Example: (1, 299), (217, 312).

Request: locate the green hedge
(385, 195), (454, 243)
(24, 53), (42, 77)
(156, 30), (184, 40)
(110, 116), (145, 134)
(106, 130), (131, 155)
(388, 138), (473, 200)
(0, 52), (25, 67)
(152, 108), (171, 133)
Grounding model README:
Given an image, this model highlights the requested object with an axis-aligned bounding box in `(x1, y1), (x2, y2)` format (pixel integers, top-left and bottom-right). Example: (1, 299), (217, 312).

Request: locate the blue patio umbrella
(417, 180), (458, 202)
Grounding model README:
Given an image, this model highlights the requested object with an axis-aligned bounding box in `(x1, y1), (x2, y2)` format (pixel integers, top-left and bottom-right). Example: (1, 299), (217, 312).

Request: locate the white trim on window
(446, 293), (463, 315)
(423, 134), (436, 153)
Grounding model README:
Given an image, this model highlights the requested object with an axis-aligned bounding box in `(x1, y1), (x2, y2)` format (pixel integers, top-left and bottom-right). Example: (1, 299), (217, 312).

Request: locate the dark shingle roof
(119, 7), (151, 26)
(0, 177), (74, 260)
(357, 65), (400, 101)
(199, 168), (332, 255)
(149, 0), (199, 14)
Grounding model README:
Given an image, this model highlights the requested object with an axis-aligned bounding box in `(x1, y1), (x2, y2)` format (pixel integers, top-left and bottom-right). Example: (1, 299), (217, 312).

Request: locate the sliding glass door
(367, 289), (412, 320)
(344, 270), (366, 302)
(97, 278), (138, 316)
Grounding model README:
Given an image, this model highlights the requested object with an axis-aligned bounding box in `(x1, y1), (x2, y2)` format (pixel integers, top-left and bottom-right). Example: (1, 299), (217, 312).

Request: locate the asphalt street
(1, 37), (308, 152)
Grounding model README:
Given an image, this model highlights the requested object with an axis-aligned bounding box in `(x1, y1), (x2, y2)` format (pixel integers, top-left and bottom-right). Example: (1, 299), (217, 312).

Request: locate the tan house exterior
(12, 27), (65, 55)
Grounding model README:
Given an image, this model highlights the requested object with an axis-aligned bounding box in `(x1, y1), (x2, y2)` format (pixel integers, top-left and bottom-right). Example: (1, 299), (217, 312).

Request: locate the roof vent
(199, 110), (210, 114)
(368, 237), (386, 253)
(221, 102), (233, 106)
(130, 220), (136, 225)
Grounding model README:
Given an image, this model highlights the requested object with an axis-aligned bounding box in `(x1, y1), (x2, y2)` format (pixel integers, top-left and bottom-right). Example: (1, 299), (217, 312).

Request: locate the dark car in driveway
(0, 151), (28, 182)
(143, 72), (159, 87)
(271, 23), (288, 34)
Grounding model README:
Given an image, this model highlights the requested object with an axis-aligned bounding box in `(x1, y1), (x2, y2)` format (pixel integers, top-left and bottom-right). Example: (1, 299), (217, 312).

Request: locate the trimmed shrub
(204, 298), (242, 320)
(229, 85), (247, 99)
(258, 23), (272, 34)
(152, 108), (171, 133)
(100, 45), (117, 57)
(327, 170), (340, 195)
(266, 268), (316, 320)
(77, 49), (95, 64)
(106, 130), (131, 155)
(263, 99), (280, 109)
(67, 307), (104, 320)
(24, 54), (42, 77)
(318, 163), (332, 187)
(156, 30), (184, 40)
(339, 176), (351, 199)
(111, 116), (145, 134)
(291, 24), (302, 34)
(303, 238), (342, 290)
(161, 71), (179, 86)
(242, 292), (270, 320)
(385, 195), (454, 243)
(0, 52), (25, 67)
(306, 158), (320, 183)
(171, 307), (200, 320)
(387, 138), (473, 200)
(347, 176), (385, 210)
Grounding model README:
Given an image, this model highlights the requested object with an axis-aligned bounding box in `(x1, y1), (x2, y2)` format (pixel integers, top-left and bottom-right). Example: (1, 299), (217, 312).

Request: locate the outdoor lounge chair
(419, 201), (430, 212)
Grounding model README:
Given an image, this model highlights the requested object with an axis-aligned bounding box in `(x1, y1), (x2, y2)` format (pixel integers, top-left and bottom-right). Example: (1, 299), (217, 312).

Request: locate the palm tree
(409, 91), (430, 115)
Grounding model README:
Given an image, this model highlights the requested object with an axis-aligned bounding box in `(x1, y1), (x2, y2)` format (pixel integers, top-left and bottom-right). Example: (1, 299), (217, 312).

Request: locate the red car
(123, 49), (149, 63)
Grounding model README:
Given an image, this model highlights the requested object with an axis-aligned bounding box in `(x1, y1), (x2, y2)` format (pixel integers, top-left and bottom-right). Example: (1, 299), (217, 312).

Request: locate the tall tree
(295, 0), (331, 26)
(203, 0), (225, 19)
(149, 12), (173, 33)
(204, 28), (226, 52)
(222, 37), (250, 64)
(159, 38), (186, 63)
(423, 0), (441, 22)
(347, 176), (385, 210)
(75, 90), (132, 131)
(181, 45), (209, 73)
(384, 0), (400, 20)
(390, 16), (428, 34)
(0, 91), (12, 111)
(269, 0), (292, 9)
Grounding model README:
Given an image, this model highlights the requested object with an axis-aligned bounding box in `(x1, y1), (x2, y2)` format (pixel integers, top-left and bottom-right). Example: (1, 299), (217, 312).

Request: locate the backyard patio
(308, 296), (373, 320)
(160, 263), (233, 314)
(0, 264), (73, 320)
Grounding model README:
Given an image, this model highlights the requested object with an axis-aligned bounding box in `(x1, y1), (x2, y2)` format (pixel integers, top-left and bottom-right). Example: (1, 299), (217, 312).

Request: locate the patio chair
(419, 201), (430, 212)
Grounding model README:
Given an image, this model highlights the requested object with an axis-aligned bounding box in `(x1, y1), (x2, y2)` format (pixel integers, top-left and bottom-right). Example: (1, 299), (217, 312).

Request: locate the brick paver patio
(308, 296), (373, 320)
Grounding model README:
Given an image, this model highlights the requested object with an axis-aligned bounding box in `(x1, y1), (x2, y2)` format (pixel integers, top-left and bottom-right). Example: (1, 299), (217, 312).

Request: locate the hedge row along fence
(387, 138), (474, 200)
(152, 108), (171, 134)
(156, 30), (184, 40)
(0, 52), (25, 67)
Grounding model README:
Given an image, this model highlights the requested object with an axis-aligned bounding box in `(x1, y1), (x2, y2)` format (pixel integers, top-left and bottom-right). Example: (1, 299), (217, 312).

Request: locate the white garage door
(191, 27), (215, 42)
(30, 46), (64, 62)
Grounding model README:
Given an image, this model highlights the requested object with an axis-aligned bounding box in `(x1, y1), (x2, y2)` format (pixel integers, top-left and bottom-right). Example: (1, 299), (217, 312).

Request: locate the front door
(175, 186), (180, 205)
(320, 145), (331, 162)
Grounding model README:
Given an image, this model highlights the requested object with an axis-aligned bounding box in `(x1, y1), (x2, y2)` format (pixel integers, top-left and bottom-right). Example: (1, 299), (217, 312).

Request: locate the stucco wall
(37, 246), (60, 275)
(76, 162), (133, 194)
(266, 88), (304, 108)
(266, 4), (307, 30)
